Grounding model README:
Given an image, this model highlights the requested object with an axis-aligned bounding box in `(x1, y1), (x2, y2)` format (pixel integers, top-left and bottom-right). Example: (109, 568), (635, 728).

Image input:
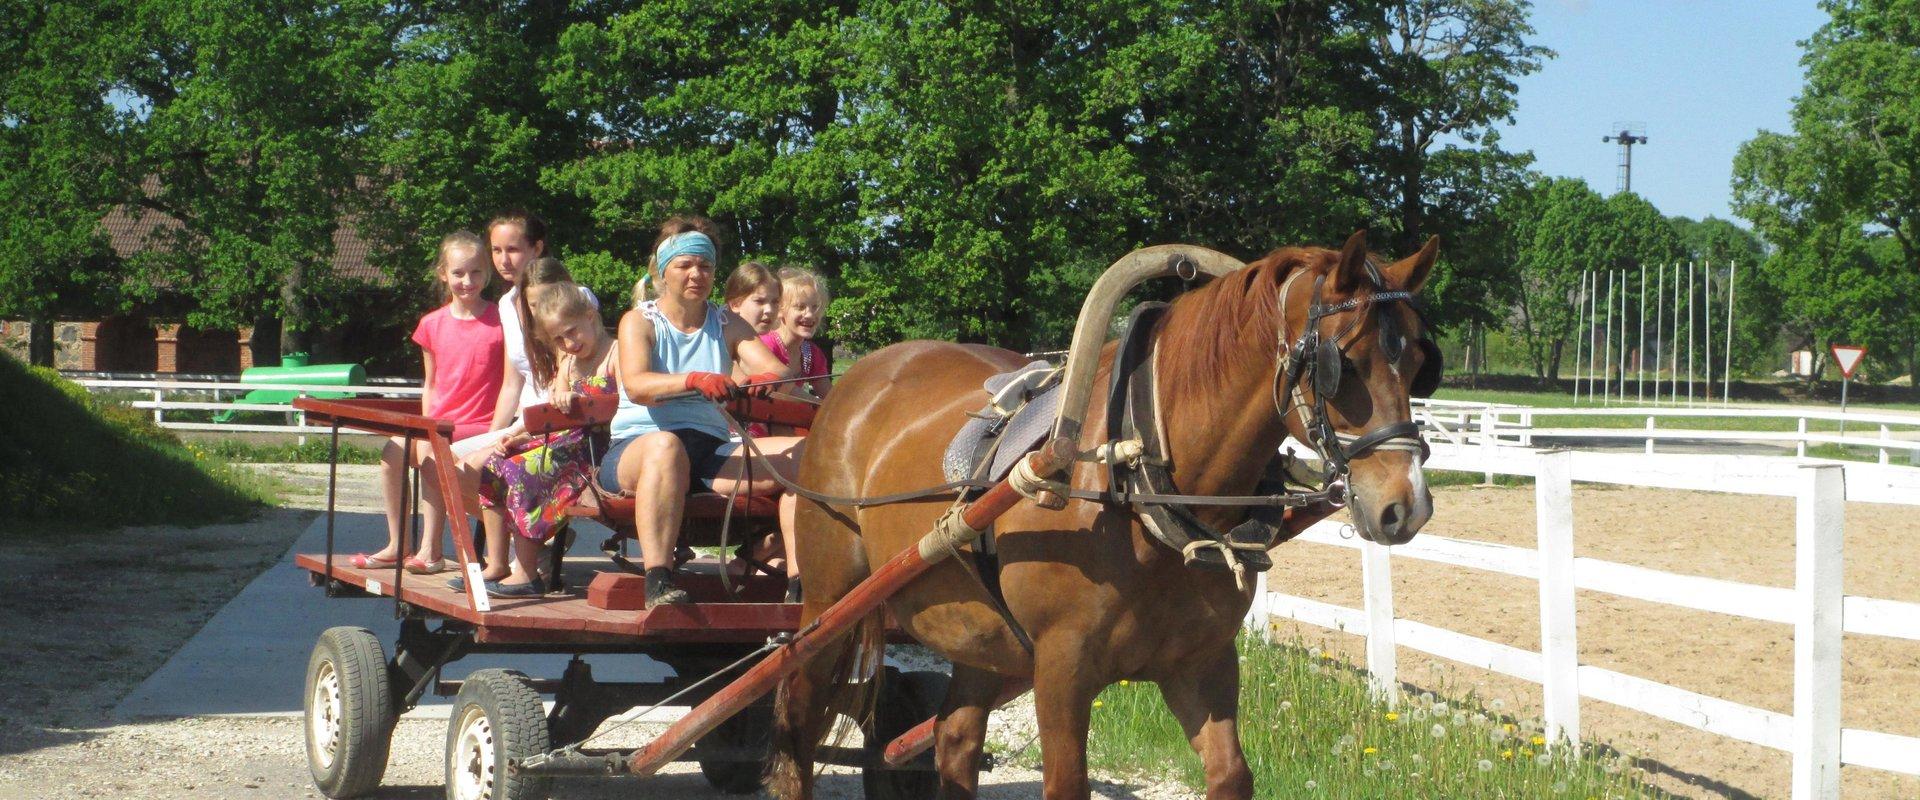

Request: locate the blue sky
(1493, 1), (1830, 223)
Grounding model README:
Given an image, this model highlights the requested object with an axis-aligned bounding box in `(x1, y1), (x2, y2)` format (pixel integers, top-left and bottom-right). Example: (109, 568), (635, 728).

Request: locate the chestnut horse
(769, 231), (1439, 799)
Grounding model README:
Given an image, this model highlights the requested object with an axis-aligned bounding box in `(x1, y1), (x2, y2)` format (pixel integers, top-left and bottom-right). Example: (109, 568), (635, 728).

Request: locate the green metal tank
(215, 354), (367, 422)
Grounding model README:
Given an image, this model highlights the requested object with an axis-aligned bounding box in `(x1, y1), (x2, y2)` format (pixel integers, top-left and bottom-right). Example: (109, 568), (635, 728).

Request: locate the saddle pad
(942, 381), (1063, 484)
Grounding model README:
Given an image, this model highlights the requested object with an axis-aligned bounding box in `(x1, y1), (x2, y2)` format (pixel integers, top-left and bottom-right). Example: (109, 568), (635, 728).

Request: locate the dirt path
(1268, 483), (1920, 800)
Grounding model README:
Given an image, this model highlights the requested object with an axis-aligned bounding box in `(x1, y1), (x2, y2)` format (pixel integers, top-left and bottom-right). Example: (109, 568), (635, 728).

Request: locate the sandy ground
(1270, 483), (1920, 800)
(0, 465), (1195, 800)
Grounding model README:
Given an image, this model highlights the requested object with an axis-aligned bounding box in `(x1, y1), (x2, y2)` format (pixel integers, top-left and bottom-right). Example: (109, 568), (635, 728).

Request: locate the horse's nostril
(1380, 501), (1405, 531)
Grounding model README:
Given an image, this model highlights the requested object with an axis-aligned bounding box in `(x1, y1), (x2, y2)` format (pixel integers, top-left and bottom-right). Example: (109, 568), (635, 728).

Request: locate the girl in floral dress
(469, 281), (619, 597)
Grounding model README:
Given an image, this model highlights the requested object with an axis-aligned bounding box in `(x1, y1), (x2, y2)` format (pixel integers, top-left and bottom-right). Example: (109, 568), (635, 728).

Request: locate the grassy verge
(198, 437), (384, 465)
(0, 354), (279, 532)
(1078, 637), (1665, 799)
(1435, 384), (1920, 414)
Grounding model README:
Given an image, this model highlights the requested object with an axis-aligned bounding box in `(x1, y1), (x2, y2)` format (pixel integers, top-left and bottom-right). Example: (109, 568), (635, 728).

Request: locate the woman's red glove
(743, 372), (782, 398)
(683, 371), (738, 401)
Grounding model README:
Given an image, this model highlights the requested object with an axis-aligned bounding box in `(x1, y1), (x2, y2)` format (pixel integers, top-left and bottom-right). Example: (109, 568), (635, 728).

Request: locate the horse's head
(1278, 230), (1441, 545)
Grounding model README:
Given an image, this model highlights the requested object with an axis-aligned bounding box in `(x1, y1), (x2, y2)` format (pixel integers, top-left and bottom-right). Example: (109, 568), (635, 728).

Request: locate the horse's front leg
(1033, 637), (1106, 799)
(931, 662), (1006, 799)
(1156, 641), (1254, 799)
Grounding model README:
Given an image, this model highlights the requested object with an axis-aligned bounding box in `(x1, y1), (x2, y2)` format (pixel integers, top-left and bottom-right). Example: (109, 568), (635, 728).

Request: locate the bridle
(1273, 261), (1436, 492)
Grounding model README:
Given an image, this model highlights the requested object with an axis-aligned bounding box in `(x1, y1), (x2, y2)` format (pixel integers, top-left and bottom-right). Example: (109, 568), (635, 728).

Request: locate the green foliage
(1732, 0), (1920, 382)
(116, 0), (392, 347)
(197, 437), (382, 466)
(1078, 637), (1664, 798)
(0, 1), (125, 324)
(0, 352), (274, 530)
(1506, 178), (1611, 380)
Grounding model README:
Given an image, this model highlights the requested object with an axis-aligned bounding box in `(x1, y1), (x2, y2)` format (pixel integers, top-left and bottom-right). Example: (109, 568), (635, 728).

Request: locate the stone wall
(0, 321), (87, 370)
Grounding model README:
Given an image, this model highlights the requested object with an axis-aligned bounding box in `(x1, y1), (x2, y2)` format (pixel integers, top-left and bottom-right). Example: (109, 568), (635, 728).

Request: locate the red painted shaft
(623, 457), (1044, 777)
(882, 679), (1033, 767)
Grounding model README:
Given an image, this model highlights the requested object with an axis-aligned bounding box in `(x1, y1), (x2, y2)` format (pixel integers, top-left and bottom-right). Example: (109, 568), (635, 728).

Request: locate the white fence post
(1536, 450), (1581, 751)
(1879, 425), (1890, 466)
(1479, 409), (1497, 485)
(1244, 569), (1272, 644)
(1362, 540), (1398, 706)
(1644, 416), (1656, 455)
(1792, 464), (1844, 800)
(1797, 418), (1808, 458)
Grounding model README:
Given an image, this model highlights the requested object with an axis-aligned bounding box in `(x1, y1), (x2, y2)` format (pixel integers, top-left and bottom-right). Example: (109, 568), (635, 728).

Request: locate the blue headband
(655, 231), (717, 273)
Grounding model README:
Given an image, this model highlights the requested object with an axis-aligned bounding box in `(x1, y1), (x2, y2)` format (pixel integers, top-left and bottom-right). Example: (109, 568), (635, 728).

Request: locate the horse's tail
(766, 609), (886, 799)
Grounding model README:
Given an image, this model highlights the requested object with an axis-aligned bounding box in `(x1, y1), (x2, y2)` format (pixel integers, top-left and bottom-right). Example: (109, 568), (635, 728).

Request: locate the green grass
(198, 437), (383, 465)
(0, 353), (278, 532)
(1434, 384), (1920, 414)
(1077, 637), (1666, 799)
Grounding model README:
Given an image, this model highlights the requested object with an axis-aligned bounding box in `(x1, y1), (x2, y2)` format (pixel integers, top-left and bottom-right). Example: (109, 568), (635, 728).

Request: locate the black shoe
(783, 576), (803, 604)
(645, 567), (692, 610)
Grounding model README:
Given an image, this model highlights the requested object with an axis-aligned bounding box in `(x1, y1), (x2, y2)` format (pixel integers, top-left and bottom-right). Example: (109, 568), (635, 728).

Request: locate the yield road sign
(1830, 345), (1866, 378)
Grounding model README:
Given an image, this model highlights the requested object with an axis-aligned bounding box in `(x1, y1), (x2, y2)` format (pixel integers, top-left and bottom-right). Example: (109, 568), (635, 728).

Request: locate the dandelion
(1472, 712), (1489, 727)
(1491, 728), (1508, 743)
(1490, 698), (1506, 712)
(1552, 781), (1567, 794)
(1504, 723), (1516, 732)
(1363, 746), (1377, 755)
(1432, 701), (1449, 715)
(1092, 700), (1104, 709)
(1338, 734), (1356, 748)
(1378, 759), (1394, 772)
(1412, 708), (1429, 721)
(1118, 680), (1129, 686)
(1477, 759), (1494, 772)
(1410, 754), (1424, 765)
(1452, 712), (1467, 727)
(1501, 749), (1513, 760)
(1384, 712), (1399, 722)
(1362, 767), (1377, 778)
(1536, 753), (1553, 767)
(1521, 748), (1534, 758)
(1408, 772), (1422, 780)
(1280, 701), (1294, 712)
(1304, 780), (1318, 791)
(1429, 724), (1446, 739)
(1531, 735), (1546, 746)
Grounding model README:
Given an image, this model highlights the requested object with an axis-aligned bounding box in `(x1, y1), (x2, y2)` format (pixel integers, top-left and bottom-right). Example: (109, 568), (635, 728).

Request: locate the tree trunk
(278, 261), (310, 357)
(1546, 338), (1562, 382)
(27, 318), (54, 368)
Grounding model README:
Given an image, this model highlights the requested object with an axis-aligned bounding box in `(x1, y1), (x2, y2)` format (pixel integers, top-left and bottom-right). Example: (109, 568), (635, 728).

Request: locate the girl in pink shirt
(757, 266), (832, 399)
(352, 232), (505, 574)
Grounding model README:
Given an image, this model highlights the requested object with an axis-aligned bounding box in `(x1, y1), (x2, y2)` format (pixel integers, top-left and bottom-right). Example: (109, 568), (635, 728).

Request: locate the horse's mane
(1155, 247), (1322, 392)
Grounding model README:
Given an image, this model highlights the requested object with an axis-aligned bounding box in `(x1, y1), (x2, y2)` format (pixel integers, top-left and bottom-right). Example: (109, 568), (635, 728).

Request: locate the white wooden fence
(1415, 399), (1920, 466)
(1245, 449), (1920, 800)
(65, 373), (420, 436)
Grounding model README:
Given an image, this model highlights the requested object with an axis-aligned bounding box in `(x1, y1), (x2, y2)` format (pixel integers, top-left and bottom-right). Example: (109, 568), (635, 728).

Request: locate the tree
(114, 0), (393, 355)
(1356, 0), (1551, 256)
(0, 1), (125, 366)
(1506, 177), (1611, 380)
(363, 2), (601, 303)
(1732, 0), (1920, 386)
(544, 0), (861, 310)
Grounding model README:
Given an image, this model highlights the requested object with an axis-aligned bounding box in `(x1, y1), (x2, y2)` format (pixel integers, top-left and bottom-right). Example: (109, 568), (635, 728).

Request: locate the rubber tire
(304, 626), (396, 799)
(696, 702), (774, 794)
(862, 668), (949, 800)
(445, 669), (551, 800)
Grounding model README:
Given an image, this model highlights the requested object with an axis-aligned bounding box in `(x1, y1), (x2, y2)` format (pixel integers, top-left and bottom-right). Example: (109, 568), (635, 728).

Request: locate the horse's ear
(1334, 229), (1369, 293)
(1387, 235), (1440, 293)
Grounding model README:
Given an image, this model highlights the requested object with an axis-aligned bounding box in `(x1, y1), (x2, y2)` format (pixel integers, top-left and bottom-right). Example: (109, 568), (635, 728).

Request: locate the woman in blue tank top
(602, 216), (805, 608)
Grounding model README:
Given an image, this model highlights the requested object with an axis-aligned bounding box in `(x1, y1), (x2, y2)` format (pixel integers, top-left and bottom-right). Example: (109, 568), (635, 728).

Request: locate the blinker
(1312, 338), (1342, 398)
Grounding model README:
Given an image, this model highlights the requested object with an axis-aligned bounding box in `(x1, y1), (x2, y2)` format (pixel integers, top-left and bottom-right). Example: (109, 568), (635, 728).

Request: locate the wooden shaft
(624, 451), (1054, 778)
(882, 679), (1033, 767)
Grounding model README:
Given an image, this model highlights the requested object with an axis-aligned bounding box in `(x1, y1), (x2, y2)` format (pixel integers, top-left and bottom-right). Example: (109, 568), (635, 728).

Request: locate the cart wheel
(862, 669), (949, 800)
(304, 626), (396, 798)
(445, 669), (551, 800)
(697, 702), (773, 794)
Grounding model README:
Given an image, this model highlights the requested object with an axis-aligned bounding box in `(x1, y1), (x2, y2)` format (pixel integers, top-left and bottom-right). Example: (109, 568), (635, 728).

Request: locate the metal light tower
(1603, 123), (1649, 194)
